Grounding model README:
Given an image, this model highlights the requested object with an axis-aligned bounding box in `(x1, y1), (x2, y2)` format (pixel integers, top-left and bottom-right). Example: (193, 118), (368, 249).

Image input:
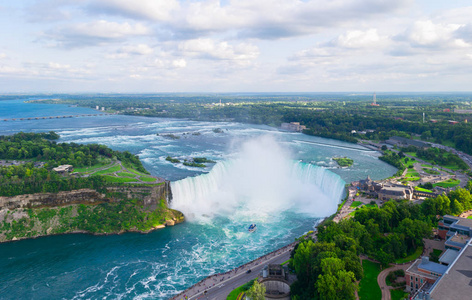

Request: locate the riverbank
(0, 184), (183, 243)
(170, 242), (297, 300)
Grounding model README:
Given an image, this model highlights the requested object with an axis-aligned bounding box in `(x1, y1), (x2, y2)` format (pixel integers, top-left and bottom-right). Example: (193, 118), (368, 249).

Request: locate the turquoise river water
(0, 99), (396, 299)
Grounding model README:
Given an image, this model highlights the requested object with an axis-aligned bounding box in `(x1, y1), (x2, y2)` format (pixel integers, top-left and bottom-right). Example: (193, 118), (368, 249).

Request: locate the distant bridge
(2, 113), (112, 122)
(294, 139), (377, 152)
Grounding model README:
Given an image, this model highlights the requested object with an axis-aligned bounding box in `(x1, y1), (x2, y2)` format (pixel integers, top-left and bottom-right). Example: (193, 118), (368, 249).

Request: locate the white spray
(171, 135), (345, 220)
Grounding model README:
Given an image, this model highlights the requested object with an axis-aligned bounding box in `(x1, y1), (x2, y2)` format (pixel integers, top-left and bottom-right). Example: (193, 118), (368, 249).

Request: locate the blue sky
(0, 0), (471, 93)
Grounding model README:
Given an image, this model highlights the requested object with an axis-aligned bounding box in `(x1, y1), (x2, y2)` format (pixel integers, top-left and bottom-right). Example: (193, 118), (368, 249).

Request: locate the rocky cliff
(0, 188), (107, 210)
(0, 182), (183, 243)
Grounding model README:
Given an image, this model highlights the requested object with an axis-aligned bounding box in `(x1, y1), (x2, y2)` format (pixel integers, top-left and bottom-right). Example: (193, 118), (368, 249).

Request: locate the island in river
(333, 157), (354, 167)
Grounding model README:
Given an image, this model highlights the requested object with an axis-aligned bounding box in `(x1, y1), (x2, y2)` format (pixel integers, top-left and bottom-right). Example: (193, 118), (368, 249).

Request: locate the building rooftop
(418, 257), (448, 275)
(407, 258), (444, 281)
(52, 164), (73, 172)
(430, 242), (472, 300)
(380, 186), (407, 195)
(449, 234), (471, 245)
(388, 136), (430, 148)
(438, 249), (460, 265)
(456, 218), (472, 229)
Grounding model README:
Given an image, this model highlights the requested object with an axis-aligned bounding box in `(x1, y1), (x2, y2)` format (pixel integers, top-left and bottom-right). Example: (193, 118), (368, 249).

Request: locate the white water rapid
(171, 135), (345, 220)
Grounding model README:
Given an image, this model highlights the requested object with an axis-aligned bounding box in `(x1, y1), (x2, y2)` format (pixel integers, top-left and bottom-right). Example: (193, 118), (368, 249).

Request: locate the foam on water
(171, 135), (345, 220)
(0, 99), (400, 300)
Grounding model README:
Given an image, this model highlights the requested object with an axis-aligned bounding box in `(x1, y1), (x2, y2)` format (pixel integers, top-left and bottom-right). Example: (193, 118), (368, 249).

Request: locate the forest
(0, 132), (148, 196)
(33, 93), (472, 154)
(289, 183), (472, 299)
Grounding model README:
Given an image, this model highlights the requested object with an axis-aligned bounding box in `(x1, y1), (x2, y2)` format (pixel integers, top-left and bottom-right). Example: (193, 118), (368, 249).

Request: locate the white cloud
(106, 44), (154, 59)
(178, 39), (259, 63)
(88, 0), (180, 21)
(84, 0), (413, 40)
(172, 59), (186, 68)
(331, 29), (388, 48)
(0, 53), (6, 59)
(49, 20), (151, 47)
(148, 57), (186, 70)
(48, 62), (71, 69)
(404, 20), (462, 47)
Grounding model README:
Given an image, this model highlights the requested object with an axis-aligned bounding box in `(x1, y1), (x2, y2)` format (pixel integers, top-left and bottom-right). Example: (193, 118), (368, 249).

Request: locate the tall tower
(423, 112), (425, 123)
(373, 92), (376, 105)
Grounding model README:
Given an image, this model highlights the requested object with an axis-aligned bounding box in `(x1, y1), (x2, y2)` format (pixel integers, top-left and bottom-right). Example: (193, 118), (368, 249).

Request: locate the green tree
(316, 257), (357, 300)
(246, 280), (266, 300)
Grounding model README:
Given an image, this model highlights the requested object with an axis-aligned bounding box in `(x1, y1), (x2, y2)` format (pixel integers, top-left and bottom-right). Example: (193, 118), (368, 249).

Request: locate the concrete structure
(385, 136), (431, 149)
(259, 278), (290, 300)
(454, 108), (472, 114)
(415, 239), (472, 299)
(438, 248), (459, 266)
(438, 215), (472, 240)
(52, 164), (73, 174)
(448, 120), (459, 125)
(406, 256), (448, 294)
(280, 122), (306, 132)
(371, 92), (379, 106)
(378, 186), (414, 201)
(354, 176), (383, 194)
(445, 233), (470, 251)
(354, 176), (432, 201)
(259, 264), (290, 300)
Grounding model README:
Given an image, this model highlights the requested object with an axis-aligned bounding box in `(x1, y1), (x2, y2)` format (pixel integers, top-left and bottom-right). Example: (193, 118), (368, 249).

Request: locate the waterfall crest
(170, 135), (345, 220)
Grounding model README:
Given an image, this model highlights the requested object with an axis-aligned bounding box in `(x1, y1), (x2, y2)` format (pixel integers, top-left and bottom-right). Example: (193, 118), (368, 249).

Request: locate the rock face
(106, 183), (170, 210)
(0, 189), (107, 210)
(0, 182), (172, 211)
(0, 181), (184, 243)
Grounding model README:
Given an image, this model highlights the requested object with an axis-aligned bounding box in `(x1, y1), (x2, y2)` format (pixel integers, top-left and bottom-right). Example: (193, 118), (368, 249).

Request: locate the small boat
(248, 223), (257, 232)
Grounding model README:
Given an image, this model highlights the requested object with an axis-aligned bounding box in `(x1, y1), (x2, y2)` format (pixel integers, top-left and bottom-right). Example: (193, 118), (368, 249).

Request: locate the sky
(0, 0), (471, 93)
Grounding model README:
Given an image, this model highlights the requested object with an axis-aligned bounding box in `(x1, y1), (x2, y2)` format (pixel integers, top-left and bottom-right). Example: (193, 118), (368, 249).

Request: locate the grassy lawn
(433, 179), (460, 188)
(395, 246), (423, 264)
(421, 164), (433, 168)
(443, 165), (461, 171)
(405, 168), (420, 177)
(390, 289), (408, 300)
(401, 177), (420, 182)
(416, 155), (464, 171)
(351, 201), (363, 208)
(468, 216), (472, 219)
(103, 175), (136, 183)
(423, 168), (440, 175)
(93, 164), (122, 175)
(116, 172), (137, 178)
(122, 162), (148, 175)
(364, 204), (377, 208)
(359, 260), (382, 300)
(430, 248), (443, 262)
(74, 163), (110, 173)
(414, 187), (433, 193)
(227, 279), (256, 300)
(140, 176), (157, 182)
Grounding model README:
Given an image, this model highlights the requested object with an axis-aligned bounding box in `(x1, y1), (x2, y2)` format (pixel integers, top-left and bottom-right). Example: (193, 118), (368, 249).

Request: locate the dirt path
(377, 263), (411, 300)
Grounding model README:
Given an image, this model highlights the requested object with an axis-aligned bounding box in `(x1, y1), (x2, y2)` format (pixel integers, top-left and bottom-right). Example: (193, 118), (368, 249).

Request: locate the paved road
(171, 244), (294, 300)
(192, 253), (290, 300)
(377, 263), (411, 300)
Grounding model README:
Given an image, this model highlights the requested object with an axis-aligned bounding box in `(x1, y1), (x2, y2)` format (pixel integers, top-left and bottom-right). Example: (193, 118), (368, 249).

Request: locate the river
(0, 99), (396, 299)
